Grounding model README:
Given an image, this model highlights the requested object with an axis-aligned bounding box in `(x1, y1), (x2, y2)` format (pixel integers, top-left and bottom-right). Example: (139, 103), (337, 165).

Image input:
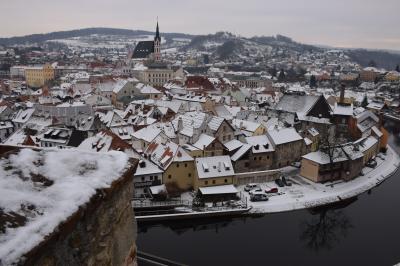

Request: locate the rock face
(0, 146), (138, 266)
(24, 160), (138, 266)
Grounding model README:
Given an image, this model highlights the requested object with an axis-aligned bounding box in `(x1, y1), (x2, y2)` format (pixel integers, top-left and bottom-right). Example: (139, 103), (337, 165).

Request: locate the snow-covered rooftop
(267, 127), (303, 146)
(195, 156), (234, 179)
(0, 147), (131, 265)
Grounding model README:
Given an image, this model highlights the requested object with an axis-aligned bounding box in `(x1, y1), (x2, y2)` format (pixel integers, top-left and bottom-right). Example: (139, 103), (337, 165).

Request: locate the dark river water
(137, 120), (400, 266)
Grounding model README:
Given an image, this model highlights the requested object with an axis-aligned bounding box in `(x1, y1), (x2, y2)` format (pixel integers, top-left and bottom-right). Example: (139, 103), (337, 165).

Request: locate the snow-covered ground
(243, 146), (400, 214)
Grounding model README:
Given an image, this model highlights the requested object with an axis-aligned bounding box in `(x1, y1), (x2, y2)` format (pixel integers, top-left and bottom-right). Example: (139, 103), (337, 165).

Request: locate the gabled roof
(224, 139), (244, 152)
(231, 143), (252, 162)
(267, 127), (303, 146)
(245, 135), (274, 153)
(193, 134), (215, 150)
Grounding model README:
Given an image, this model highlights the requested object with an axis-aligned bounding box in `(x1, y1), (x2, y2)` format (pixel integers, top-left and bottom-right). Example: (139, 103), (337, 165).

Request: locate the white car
(244, 183), (260, 192)
(249, 187), (263, 195)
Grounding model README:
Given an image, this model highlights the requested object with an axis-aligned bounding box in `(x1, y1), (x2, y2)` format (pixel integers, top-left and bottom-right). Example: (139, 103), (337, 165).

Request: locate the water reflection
(299, 200), (356, 252)
(138, 216), (251, 235)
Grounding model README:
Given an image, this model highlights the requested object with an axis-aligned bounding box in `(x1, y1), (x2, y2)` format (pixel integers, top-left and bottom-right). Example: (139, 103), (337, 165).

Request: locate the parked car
(366, 159), (377, 168)
(244, 183), (260, 192)
(250, 193), (269, 202)
(249, 187), (263, 195)
(281, 176), (292, 186)
(265, 187), (278, 194)
(291, 161), (301, 168)
(275, 179), (284, 187)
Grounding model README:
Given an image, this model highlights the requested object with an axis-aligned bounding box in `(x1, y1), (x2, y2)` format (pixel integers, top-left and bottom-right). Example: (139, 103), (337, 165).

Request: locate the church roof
(132, 41), (154, 59)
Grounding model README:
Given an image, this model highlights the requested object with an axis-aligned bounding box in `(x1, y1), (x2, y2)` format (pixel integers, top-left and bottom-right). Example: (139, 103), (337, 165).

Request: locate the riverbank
(246, 146), (400, 214)
(135, 146), (399, 221)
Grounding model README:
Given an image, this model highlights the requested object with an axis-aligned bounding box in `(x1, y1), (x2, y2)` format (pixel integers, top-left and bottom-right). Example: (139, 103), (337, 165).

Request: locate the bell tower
(154, 18), (161, 61)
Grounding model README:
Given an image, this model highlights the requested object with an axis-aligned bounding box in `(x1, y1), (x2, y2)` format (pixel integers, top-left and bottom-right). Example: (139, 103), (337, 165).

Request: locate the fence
(234, 169), (281, 185)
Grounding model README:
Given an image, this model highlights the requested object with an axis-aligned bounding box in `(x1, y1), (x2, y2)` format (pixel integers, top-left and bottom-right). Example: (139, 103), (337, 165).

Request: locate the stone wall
(21, 158), (138, 266)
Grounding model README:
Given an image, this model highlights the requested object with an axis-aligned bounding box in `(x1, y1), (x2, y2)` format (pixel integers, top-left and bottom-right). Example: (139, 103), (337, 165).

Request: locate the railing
(137, 250), (188, 266)
(132, 199), (192, 209)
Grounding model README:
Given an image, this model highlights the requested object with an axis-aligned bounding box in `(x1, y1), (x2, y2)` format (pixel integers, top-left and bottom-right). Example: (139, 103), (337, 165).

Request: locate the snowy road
(242, 146), (400, 214)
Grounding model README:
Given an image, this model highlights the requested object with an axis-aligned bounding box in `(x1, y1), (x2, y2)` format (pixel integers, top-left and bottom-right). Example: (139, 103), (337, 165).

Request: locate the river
(137, 120), (400, 266)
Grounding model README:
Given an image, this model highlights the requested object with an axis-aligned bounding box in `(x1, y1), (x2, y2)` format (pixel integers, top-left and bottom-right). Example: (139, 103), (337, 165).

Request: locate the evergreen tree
(278, 69), (286, 82)
(396, 64), (400, 72)
(270, 66), (277, 77)
(310, 75), (317, 88)
(361, 95), (369, 108)
(368, 60), (377, 67)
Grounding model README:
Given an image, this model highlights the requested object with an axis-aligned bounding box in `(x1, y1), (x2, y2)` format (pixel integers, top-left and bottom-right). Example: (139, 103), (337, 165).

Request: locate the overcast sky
(1, 0), (399, 50)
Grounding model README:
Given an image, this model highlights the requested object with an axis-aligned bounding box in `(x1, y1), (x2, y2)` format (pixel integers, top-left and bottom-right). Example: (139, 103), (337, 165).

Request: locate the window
(168, 175), (172, 179)
(205, 181), (208, 185)
(188, 173), (191, 178)
(224, 179), (228, 183)
(185, 163), (187, 168)
(259, 157), (262, 161)
(176, 163), (179, 168)
(245, 162), (250, 167)
(212, 180), (216, 184)
(254, 157), (257, 160)
(150, 176), (153, 181)
(141, 177), (145, 181)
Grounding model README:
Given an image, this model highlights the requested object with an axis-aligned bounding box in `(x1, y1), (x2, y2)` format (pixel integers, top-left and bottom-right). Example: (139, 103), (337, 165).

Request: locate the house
(300, 144), (364, 183)
(231, 119), (266, 137)
(267, 127), (304, 168)
(172, 111), (208, 145)
(0, 121), (15, 143)
(194, 156), (235, 190)
(353, 136), (380, 164)
(206, 116), (235, 143)
(271, 94), (333, 138)
(133, 157), (164, 197)
(144, 140), (194, 193)
(111, 79), (139, 107)
(12, 108), (35, 129)
(137, 64), (184, 87)
(138, 84), (163, 100)
(131, 125), (167, 152)
(37, 127), (86, 148)
(192, 133), (225, 157)
(78, 129), (130, 150)
(244, 135), (275, 170)
(349, 109), (380, 139)
(25, 63), (55, 88)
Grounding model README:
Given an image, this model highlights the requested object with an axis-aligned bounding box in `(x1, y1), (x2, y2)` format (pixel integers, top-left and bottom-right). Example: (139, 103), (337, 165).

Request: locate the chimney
(339, 84), (345, 104)
(177, 117), (183, 132)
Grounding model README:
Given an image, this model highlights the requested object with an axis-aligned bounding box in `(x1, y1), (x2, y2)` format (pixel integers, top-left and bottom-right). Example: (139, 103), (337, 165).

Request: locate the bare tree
(300, 209), (353, 252)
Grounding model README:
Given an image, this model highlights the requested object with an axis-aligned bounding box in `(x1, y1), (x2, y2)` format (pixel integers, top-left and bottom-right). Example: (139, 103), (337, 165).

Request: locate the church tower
(154, 19), (161, 61)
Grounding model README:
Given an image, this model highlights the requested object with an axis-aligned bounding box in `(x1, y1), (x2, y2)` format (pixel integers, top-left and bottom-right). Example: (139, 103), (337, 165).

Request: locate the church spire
(155, 17), (161, 42)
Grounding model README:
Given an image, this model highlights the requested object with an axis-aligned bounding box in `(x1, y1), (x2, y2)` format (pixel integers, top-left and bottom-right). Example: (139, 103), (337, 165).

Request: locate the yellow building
(193, 156), (235, 190)
(385, 71), (400, 82)
(25, 64), (55, 88)
(144, 140), (195, 193)
(163, 160), (195, 193)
